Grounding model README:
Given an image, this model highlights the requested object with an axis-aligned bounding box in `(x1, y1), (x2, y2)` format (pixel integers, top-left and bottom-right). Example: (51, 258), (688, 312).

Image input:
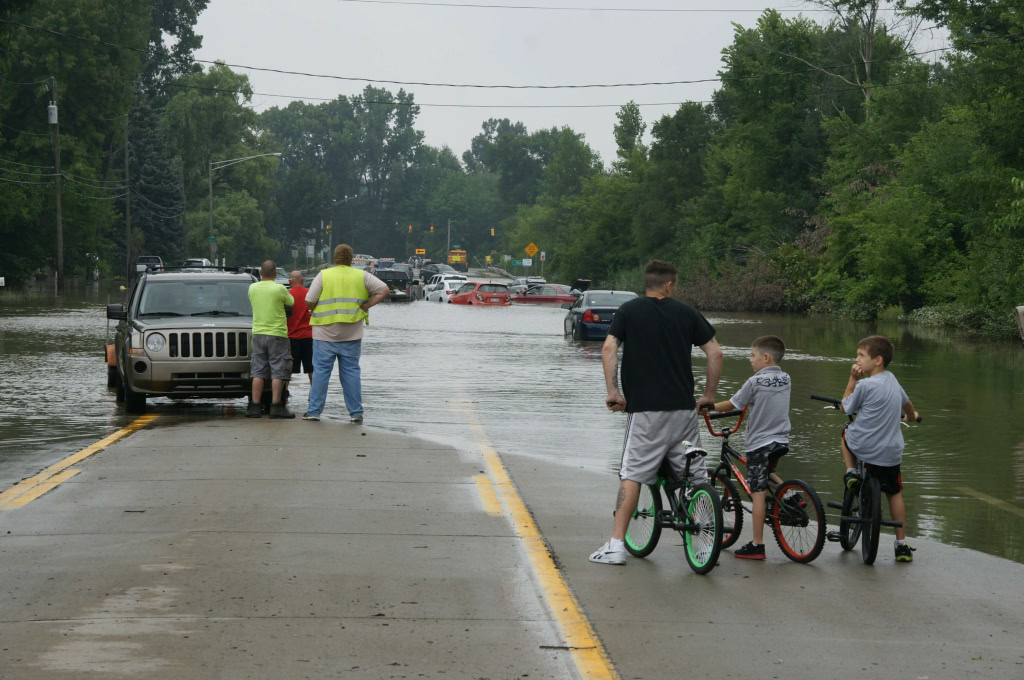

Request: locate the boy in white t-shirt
(706, 335), (791, 560)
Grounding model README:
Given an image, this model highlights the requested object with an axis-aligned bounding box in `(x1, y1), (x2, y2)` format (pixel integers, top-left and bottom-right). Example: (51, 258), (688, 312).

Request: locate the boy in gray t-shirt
(707, 335), (791, 560)
(840, 335), (919, 562)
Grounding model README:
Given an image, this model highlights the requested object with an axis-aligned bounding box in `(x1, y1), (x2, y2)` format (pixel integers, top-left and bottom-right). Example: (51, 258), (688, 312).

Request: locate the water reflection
(1, 293), (1022, 563)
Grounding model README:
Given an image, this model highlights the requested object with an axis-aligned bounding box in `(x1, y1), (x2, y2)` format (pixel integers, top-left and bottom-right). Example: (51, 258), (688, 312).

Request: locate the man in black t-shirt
(589, 260), (724, 565)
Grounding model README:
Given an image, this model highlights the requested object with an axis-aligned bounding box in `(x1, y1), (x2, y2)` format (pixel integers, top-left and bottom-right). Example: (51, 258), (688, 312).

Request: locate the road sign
(525, 242), (539, 257)
(512, 259), (522, 266)
(208, 235), (216, 242)
(415, 248), (426, 255)
(503, 254), (511, 262)
(540, 251), (545, 262)
(523, 258), (533, 267)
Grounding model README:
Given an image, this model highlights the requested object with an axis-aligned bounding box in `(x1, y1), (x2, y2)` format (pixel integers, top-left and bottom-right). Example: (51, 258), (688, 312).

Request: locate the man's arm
(305, 273), (323, 310)
(602, 334), (626, 412)
(696, 338), (723, 411)
(360, 287), (389, 312)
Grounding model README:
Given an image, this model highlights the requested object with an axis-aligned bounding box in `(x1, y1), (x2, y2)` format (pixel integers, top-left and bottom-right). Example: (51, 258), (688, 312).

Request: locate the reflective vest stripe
(318, 296), (367, 304)
(310, 308), (361, 317)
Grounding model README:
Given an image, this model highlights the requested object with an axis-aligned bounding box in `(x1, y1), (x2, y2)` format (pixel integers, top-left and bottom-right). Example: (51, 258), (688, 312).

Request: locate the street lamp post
(208, 152), (283, 261)
(325, 195), (357, 255)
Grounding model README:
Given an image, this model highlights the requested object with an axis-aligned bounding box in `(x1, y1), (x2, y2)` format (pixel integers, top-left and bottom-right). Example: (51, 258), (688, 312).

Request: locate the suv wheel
(114, 368), (126, 402)
(123, 378), (147, 413)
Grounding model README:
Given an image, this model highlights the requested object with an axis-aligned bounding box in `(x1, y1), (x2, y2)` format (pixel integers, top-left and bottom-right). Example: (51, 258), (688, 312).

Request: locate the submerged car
(449, 282), (511, 305)
(563, 290), (638, 340)
(425, 278), (465, 302)
(512, 284), (578, 305)
(375, 269), (415, 301)
(106, 269), (264, 412)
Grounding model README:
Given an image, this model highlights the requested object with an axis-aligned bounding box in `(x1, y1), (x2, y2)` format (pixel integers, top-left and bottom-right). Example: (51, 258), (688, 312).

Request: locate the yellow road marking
(456, 400), (619, 680)
(963, 487), (1024, 519)
(2, 469), (80, 509)
(473, 474), (504, 516)
(0, 414), (158, 510)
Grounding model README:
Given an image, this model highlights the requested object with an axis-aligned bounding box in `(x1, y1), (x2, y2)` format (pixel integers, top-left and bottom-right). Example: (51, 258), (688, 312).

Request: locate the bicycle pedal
(826, 531), (842, 543)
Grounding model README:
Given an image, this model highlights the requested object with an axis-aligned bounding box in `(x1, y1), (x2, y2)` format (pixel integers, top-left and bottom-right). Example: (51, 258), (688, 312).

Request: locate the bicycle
(704, 407), (827, 563)
(810, 394), (920, 565)
(622, 443), (724, 575)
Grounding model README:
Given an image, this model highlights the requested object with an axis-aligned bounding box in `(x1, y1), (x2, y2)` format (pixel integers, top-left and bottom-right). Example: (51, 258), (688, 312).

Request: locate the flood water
(2, 282), (1023, 564)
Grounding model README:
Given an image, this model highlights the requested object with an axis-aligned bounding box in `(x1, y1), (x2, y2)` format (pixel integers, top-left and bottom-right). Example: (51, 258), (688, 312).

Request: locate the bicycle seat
(767, 443), (789, 457)
(682, 441), (709, 460)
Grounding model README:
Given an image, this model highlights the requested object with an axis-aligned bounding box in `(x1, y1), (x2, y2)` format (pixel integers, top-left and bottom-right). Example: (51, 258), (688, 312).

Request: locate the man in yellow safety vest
(302, 244), (389, 423)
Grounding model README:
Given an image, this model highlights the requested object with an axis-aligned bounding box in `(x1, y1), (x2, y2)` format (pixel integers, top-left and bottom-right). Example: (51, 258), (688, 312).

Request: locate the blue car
(562, 290), (638, 341)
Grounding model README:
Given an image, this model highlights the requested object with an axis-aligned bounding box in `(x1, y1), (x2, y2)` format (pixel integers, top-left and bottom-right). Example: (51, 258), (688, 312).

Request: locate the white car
(422, 273), (467, 299)
(426, 278), (466, 302)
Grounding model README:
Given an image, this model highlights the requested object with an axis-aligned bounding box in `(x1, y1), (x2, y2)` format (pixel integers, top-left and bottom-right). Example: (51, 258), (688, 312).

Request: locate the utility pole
(49, 77), (63, 293)
(446, 218), (451, 255)
(124, 116), (132, 281)
(208, 157), (215, 262)
(178, 158), (187, 260)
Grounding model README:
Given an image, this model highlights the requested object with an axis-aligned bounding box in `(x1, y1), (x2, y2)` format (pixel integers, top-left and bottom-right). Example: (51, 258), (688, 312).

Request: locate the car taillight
(583, 310), (594, 322)
(446, 289), (454, 294)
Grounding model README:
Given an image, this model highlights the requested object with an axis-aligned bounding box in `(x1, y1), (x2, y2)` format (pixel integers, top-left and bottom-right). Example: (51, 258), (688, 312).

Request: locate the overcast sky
(194, 0), (948, 165)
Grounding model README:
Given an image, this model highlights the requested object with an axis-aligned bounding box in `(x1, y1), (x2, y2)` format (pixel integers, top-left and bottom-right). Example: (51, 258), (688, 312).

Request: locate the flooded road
(2, 282), (1023, 563)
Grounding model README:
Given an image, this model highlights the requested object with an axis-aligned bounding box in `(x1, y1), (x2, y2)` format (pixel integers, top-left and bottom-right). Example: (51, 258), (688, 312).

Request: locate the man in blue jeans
(303, 244), (389, 423)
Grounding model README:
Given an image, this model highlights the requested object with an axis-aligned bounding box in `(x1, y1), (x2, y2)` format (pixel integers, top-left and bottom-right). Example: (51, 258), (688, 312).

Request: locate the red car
(511, 284), (579, 305)
(449, 282), (512, 305)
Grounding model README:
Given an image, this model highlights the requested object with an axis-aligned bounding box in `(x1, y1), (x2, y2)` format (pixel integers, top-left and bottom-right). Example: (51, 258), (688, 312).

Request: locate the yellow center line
(456, 399), (619, 680)
(473, 474), (504, 516)
(962, 487), (1024, 519)
(1, 469), (81, 509)
(0, 414), (158, 510)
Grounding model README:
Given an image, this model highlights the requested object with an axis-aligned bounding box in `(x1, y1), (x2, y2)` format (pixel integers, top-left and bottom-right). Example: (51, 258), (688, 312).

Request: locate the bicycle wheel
(710, 470), (743, 549)
(860, 477), (881, 565)
(771, 480), (827, 564)
(839, 485), (862, 551)
(624, 484), (662, 558)
(680, 482), (723, 575)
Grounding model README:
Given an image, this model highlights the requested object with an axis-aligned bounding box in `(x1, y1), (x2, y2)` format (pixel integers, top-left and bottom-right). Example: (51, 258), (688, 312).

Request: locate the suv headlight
(146, 333), (166, 352)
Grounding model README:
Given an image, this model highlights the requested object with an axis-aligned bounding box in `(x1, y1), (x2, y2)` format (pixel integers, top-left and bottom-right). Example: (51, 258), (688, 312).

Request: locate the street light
(208, 152), (283, 261)
(325, 195), (358, 253)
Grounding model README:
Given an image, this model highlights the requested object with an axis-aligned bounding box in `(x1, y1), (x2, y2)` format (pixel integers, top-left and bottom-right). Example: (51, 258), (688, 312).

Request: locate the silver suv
(107, 269), (261, 412)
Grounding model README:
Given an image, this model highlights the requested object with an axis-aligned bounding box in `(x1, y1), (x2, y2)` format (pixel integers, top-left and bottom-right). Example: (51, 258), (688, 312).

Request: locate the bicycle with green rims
(623, 443), (724, 575)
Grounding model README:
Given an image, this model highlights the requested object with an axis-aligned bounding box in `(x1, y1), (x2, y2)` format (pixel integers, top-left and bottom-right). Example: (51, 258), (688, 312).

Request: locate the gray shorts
(251, 334), (292, 380)
(619, 409), (706, 486)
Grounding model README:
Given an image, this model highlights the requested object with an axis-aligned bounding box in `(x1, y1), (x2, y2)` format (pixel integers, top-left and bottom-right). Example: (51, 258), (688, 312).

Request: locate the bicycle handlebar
(707, 409), (744, 420)
(812, 394), (921, 422)
(702, 406), (747, 437)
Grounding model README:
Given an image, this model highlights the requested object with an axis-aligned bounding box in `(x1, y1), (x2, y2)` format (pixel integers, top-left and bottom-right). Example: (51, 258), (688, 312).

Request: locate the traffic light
(430, 224), (434, 233)
(490, 228), (495, 237)
(408, 224), (412, 232)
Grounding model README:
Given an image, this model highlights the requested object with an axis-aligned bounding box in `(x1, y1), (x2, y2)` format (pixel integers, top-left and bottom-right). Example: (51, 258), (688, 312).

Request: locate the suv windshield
(138, 280), (254, 317)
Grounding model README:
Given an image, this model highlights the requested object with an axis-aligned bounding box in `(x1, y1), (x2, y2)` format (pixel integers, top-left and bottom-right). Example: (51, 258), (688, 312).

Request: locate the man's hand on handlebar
(696, 396), (716, 413)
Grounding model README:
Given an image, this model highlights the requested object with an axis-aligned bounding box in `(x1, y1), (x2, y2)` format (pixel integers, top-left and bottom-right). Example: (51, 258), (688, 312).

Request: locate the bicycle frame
(704, 407), (761, 504)
(651, 455), (708, 534)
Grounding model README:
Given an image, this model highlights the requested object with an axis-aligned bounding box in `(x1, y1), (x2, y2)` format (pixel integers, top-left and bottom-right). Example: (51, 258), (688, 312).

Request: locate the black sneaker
(269, 402), (295, 419)
(350, 414), (363, 424)
(784, 493), (808, 510)
(895, 543), (915, 563)
(246, 402), (262, 418)
(734, 542), (766, 560)
(844, 471), (862, 492)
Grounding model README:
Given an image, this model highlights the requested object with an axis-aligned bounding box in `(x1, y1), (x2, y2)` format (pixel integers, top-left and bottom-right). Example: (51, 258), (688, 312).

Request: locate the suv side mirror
(107, 303), (127, 320)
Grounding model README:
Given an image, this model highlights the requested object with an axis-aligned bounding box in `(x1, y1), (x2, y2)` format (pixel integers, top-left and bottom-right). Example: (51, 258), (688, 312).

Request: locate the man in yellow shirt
(247, 260), (295, 419)
(303, 245), (388, 423)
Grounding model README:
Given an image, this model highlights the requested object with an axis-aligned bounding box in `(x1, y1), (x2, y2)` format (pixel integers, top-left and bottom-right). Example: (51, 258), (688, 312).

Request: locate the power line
(0, 75), (51, 85)
(0, 165), (58, 176)
(130, 198), (185, 221)
(61, 171), (128, 185)
(1, 121), (50, 136)
(0, 175), (53, 185)
(0, 157), (54, 169)
(64, 187), (128, 200)
(130, 187), (185, 213)
(0, 15), (999, 92)
(334, 0), (901, 12)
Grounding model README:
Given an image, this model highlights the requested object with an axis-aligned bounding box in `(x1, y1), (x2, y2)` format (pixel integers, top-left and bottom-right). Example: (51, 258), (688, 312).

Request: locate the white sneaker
(589, 540), (627, 565)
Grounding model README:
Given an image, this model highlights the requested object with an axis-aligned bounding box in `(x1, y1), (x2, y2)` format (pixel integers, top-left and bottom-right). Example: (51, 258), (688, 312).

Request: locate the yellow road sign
(415, 248), (426, 255)
(525, 242), (539, 257)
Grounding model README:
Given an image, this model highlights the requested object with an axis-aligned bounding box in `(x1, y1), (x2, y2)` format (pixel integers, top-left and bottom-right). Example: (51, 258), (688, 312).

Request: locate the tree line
(1, 1), (1021, 336)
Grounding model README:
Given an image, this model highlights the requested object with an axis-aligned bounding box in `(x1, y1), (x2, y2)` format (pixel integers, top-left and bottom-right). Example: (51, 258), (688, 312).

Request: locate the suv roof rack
(146, 265), (243, 273)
